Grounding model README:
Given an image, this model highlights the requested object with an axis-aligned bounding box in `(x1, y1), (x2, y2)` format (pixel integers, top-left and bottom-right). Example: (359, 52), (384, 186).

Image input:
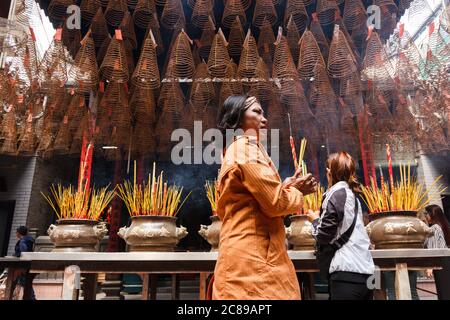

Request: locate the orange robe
(212, 135), (303, 300)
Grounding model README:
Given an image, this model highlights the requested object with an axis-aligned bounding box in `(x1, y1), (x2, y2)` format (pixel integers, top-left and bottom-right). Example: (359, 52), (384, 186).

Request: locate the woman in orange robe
(213, 95), (317, 300)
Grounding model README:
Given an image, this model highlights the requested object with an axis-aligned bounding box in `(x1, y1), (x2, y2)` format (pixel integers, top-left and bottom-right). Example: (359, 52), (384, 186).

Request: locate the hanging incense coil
(343, 0), (367, 34)
(0, 108), (18, 155)
(192, 0), (215, 29)
(198, 17), (216, 60)
(158, 80), (185, 117)
(38, 35), (71, 88)
(166, 30), (195, 79)
(440, 5), (450, 34)
(327, 25), (358, 79)
(316, 0), (339, 26)
(221, 0), (252, 11)
(133, 0), (157, 29)
(339, 71), (361, 97)
(238, 30), (259, 79)
(132, 121), (156, 158)
(253, 0), (277, 27)
(70, 31), (99, 94)
(99, 34), (129, 83)
(161, 0), (186, 30)
(219, 82), (235, 109)
(339, 100), (356, 135)
(132, 30), (160, 89)
(222, 0), (246, 29)
(298, 30), (326, 80)
(62, 23), (81, 57)
(284, 0), (308, 33)
(99, 0), (111, 7)
(286, 16), (301, 67)
(407, 0), (431, 22)
(190, 61), (215, 106)
(207, 29), (230, 78)
(17, 112), (35, 156)
(48, 0), (74, 22)
(96, 34), (111, 65)
(257, 19), (276, 70)
(91, 8), (109, 49)
(227, 16), (245, 59)
(53, 116), (72, 154)
(225, 59), (243, 94)
(36, 112), (56, 157)
(248, 58), (273, 103)
(119, 10), (137, 50)
(310, 18), (330, 60)
(278, 79), (309, 113)
(273, 31), (298, 82)
(362, 30), (395, 88)
(105, 0), (128, 27)
(131, 87), (157, 124)
(80, 0), (101, 23)
(310, 62), (335, 106)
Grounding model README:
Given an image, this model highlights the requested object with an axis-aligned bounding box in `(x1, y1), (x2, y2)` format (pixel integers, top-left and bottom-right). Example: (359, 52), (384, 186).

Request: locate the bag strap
(331, 195), (359, 249)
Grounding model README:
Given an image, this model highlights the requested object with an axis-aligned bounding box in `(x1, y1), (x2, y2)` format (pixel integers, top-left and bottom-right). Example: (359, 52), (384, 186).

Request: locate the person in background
(424, 204), (450, 300)
(13, 226), (35, 300)
(307, 151), (375, 300)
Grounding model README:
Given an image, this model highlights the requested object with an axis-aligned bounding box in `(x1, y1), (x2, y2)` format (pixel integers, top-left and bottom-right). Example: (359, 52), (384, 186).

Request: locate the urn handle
(198, 224), (209, 240)
(176, 226), (188, 241)
(47, 224), (56, 237)
(118, 226), (128, 240)
(94, 222), (108, 240)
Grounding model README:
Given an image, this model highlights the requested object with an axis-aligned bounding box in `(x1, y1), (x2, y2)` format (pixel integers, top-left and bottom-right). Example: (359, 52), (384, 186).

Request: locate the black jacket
(15, 235), (35, 257)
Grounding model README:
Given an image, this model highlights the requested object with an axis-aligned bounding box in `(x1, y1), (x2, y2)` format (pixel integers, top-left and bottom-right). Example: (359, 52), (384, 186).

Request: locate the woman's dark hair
(425, 205), (450, 246)
(326, 151), (361, 194)
(217, 95), (252, 134)
(16, 226), (28, 236)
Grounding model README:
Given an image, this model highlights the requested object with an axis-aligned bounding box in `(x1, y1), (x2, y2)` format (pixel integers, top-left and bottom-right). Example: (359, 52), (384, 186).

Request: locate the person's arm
(237, 143), (304, 218)
(312, 189), (347, 245)
(19, 239), (29, 253)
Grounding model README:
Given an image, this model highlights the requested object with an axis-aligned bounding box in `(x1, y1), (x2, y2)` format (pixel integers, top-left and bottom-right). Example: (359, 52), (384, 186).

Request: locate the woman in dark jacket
(307, 152), (375, 300)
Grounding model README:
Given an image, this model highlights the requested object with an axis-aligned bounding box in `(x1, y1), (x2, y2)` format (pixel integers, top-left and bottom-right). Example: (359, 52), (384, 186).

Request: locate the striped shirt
(425, 224), (448, 249)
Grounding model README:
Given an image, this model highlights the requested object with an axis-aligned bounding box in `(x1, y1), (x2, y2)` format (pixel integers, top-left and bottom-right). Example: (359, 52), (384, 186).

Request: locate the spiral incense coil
(339, 71), (361, 97)
(161, 0), (186, 30)
(99, 0), (110, 7)
(36, 113), (56, 157)
(0, 109), (18, 155)
(127, 0), (139, 9)
(343, 0), (367, 34)
(53, 117), (72, 154)
(190, 61), (216, 106)
(131, 87), (157, 123)
(48, 0), (74, 22)
(91, 8), (110, 49)
(133, 0), (157, 29)
(219, 82), (235, 108)
(96, 34), (111, 65)
(286, 16), (301, 66)
(310, 62), (335, 106)
(99, 34), (129, 83)
(119, 11), (137, 49)
(278, 79), (308, 111)
(327, 25), (358, 79)
(17, 113), (35, 156)
(70, 31), (99, 93)
(225, 59), (243, 94)
(105, 0), (128, 27)
(310, 18), (330, 60)
(80, 0), (101, 23)
(157, 82), (185, 137)
(339, 102), (356, 135)
(284, 0), (308, 33)
(362, 30), (395, 87)
(248, 58), (272, 103)
(166, 30), (195, 79)
(237, 30), (259, 79)
(198, 16), (216, 60)
(257, 19), (276, 69)
(222, 0), (246, 29)
(192, 0), (215, 29)
(297, 30), (326, 80)
(407, 0), (432, 22)
(207, 29), (230, 78)
(132, 122), (156, 158)
(227, 16), (245, 59)
(273, 30), (298, 82)
(38, 36), (71, 87)
(132, 30), (160, 89)
(62, 24), (81, 58)
(316, 0), (339, 26)
(253, 0), (278, 27)
(440, 5), (450, 34)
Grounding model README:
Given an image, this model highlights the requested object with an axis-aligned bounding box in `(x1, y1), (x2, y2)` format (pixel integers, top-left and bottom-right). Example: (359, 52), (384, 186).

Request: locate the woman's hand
(426, 269), (433, 278)
(294, 174), (317, 195)
(306, 209), (320, 222)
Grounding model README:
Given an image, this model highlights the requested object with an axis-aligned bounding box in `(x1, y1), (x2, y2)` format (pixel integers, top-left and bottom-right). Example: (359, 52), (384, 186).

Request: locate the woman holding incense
(213, 95), (317, 300)
(307, 152), (375, 300)
(424, 205), (450, 300)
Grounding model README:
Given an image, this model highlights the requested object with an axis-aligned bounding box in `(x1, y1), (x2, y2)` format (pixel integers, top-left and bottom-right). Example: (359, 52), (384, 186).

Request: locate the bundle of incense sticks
(116, 161), (191, 217)
(205, 180), (219, 216)
(302, 161), (324, 212)
(361, 162), (447, 213)
(41, 184), (115, 220)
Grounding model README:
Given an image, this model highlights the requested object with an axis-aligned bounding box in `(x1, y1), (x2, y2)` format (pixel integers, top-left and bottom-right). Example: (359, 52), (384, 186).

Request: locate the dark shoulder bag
(314, 198), (359, 281)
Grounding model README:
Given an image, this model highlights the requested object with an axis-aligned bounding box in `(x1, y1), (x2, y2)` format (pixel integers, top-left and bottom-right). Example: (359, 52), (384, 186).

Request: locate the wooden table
(1, 249), (449, 300)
